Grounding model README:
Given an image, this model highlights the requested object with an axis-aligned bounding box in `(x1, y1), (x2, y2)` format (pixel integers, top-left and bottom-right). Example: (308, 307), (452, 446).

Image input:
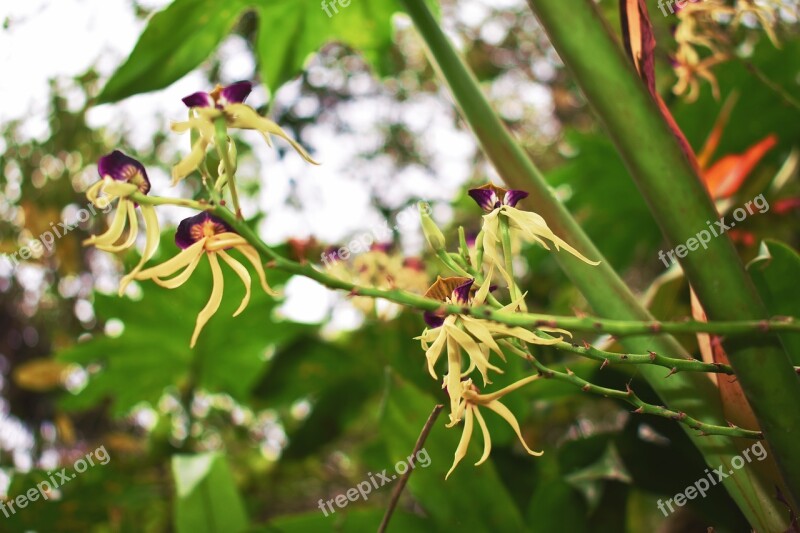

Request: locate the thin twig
(378, 404), (443, 533)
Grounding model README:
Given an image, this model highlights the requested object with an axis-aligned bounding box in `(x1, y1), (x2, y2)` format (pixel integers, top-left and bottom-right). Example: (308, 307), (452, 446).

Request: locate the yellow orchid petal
(205, 233), (249, 252)
(225, 104), (320, 165)
(102, 180), (139, 198)
(460, 316), (505, 362)
(118, 204), (161, 296)
(467, 374), (541, 403)
(95, 201), (138, 252)
(473, 407), (492, 466)
(445, 406), (474, 480)
(445, 336), (463, 423)
(84, 180), (105, 207)
(172, 138), (210, 184)
(83, 200), (128, 247)
(482, 399), (543, 457)
(217, 250), (251, 317)
(444, 324), (503, 384)
(424, 328), (447, 380)
(190, 252), (224, 348)
(152, 250), (203, 289)
(136, 239), (206, 280)
(237, 244), (279, 296)
(473, 263), (494, 306)
(501, 206), (600, 265)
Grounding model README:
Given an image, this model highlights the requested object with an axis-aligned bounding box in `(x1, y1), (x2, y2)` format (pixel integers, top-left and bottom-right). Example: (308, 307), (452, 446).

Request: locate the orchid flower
(83, 151), (161, 296)
(445, 376), (543, 479)
(468, 183), (599, 290)
(134, 212), (277, 347)
(170, 81), (319, 184)
(417, 273), (568, 419)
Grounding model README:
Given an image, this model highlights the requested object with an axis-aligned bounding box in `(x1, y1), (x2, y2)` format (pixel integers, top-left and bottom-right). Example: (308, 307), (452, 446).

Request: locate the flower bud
(419, 202), (446, 251)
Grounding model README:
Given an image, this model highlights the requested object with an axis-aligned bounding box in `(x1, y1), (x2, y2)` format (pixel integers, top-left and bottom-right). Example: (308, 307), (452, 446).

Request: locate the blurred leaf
(56, 238), (309, 416)
(748, 239), (800, 365)
(380, 372), (529, 532)
(12, 359), (69, 392)
(97, 0), (250, 103)
(527, 477), (588, 533)
(173, 452), (248, 533)
(256, 0), (402, 93)
(563, 442), (632, 511)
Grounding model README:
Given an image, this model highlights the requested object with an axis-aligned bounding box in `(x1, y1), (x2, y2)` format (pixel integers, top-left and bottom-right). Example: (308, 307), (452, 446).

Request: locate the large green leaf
(97, 0), (250, 103)
(173, 452), (249, 533)
(380, 372), (529, 532)
(257, 508), (427, 532)
(256, 0), (402, 93)
(56, 238), (309, 416)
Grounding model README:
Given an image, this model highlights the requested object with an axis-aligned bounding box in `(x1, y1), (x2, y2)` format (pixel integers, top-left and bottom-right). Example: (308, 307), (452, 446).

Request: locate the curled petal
(473, 407), (492, 466)
(225, 104), (320, 165)
(152, 251), (203, 289)
(503, 189), (529, 208)
(482, 400), (543, 457)
(84, 180), (105, 208)
(444, 324), (503, 385)
(119, 204), (161, 295)
(95, 201), (138, 253)
(191, 252), (224, 348)
(136, 239), (206, 280)
(501, 206), (600, 265)
(446, 406), (474, 480)
(472, 263), (494, 306)
(217, 250), (251, 317)
(172, 138), (211, 184)
(424, 328), (447, 380)
(460, 317), (505, 362)
(83, 200), (128, 248)
(237, 244), (279, 296)
(205, 234), (248, 252)
(445, 336), (463, 424)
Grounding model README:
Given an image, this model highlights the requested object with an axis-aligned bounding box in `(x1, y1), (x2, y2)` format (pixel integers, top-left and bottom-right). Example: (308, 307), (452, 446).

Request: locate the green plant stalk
(499, 215), (522, 302)
(526, 0), (800, 509)
(397, 0), (787, 527)
(214, 117), (242, 219)
(501, 341), (762, 439)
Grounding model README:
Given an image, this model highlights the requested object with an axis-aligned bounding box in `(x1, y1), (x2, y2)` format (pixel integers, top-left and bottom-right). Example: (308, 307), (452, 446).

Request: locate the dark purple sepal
(468, 188), (499, 212)
(503, 189), (529, 207)
(97, 150), (150, 194)
(175, 212), (234, 249)
(452, 279), (475, 305)
(182, 92), (214, 108)
(423, 311), (445, 329)
(218, 81), (252, 106)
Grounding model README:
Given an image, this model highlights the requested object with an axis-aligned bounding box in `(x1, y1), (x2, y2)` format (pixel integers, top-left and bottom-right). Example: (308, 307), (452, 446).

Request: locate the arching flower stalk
(445, 375), (543, 479)
(417, 273), (568, 420)
(170, 81), (319, 184)
(133, 212), (277, 347)
(468, 183), (599, 292)
(83, 151), (160, 296)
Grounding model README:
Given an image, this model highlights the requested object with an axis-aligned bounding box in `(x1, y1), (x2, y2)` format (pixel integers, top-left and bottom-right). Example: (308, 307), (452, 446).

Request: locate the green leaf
(255, 508), (427, 532)
(380, 371), (529, 532)
(173, 452), (248, 533)
(256, 0), (401, 94)
(748, 239), (800, 365)
(97, 0), (250, 103)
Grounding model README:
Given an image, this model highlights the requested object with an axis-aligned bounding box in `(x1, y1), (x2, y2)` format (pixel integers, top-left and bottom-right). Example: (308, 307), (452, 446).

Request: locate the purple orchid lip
(468, 188), (499, 212)
(468, 183), (528, 212)
(181, 81), (253, 109)
(97, 150), (151, 194)
(452, 279), (475, 305)
(423, 310), (445, 328)
(175, 212), (234, 249)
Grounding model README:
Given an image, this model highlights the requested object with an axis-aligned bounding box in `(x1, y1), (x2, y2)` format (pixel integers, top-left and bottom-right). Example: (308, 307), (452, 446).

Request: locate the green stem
(499, 214), (522, 303)
(129, 192), (208, 210)
(501, 341), (761, 439)
(526, 0), (800, 510)
(214, 117), (242, 219)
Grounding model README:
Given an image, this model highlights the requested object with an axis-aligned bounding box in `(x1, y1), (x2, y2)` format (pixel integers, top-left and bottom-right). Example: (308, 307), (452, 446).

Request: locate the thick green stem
(397, 0), (789, 527)
(526, 0), (800, 510)
(129, 192), (208, 210)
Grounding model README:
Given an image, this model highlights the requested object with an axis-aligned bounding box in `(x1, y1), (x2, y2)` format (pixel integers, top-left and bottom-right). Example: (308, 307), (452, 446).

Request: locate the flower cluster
(671, 0), (784, 101)
(417, 182), (599, 477)
(83, 82), (317, 347)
